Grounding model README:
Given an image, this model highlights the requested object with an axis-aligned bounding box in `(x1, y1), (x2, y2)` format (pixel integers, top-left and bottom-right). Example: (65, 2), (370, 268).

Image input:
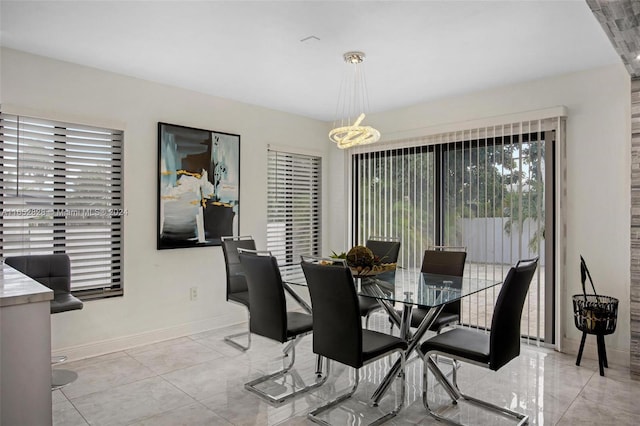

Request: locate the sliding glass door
(352, 147), (436, 269)
(352, 127), (556, 344)
(440, 133), (549, 342)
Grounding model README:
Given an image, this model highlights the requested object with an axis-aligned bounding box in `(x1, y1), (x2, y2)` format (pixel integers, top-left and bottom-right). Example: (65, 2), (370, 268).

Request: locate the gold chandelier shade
(329, 51), (381, 149)
(328, 113), (380, 149)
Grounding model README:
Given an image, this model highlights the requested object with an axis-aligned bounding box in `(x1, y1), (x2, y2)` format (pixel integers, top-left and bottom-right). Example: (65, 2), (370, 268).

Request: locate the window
(267, 149), (321, 281)
(352, 146), (436, 269)
(352, 118), (563, 344)
(0, 113), (124, 298)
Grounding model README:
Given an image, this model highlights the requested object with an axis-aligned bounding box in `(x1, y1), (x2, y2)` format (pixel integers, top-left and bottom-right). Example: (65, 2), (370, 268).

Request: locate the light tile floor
(54, 314), (640, 425)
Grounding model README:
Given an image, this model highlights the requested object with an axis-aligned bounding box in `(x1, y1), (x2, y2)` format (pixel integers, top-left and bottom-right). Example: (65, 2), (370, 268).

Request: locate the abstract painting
(158, 122), (240, 249)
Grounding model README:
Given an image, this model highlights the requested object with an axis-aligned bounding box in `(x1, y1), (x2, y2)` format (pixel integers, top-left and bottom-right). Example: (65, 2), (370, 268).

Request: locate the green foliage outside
(355, 135), (546, 264)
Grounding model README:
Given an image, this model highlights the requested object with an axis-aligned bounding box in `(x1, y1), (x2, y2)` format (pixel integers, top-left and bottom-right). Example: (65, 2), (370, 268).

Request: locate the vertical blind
(352, 117), (564, 344)
(267, 149), (321, 281)
(353, 146), (436, 269)
(0, 113), (124, 295)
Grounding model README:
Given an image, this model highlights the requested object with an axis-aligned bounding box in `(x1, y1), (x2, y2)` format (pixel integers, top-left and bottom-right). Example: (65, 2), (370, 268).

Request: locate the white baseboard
(52, 315), (246, 362)
(561, 336), (630, 368)
(56, 320), (631, 368)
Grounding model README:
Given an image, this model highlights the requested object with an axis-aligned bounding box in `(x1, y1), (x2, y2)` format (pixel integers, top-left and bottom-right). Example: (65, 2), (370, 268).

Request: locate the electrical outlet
(190, 286), (198, 301)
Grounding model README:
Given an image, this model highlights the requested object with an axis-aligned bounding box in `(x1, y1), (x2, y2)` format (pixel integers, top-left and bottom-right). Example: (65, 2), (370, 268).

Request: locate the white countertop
(0, 263), (53, 307)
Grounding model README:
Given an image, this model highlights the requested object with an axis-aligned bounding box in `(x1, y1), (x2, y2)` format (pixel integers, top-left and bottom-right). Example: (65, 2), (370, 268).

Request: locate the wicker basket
(574, 256), (619, 376)
(572, 294), (618, 335)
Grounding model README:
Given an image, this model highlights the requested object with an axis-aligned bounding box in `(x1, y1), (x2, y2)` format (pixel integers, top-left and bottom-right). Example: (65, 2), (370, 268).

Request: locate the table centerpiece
(330, 245), (397, 277)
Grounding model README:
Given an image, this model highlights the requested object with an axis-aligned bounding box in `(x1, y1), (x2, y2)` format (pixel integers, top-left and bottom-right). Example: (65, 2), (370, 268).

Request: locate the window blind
(267, 149), (321, 281)
(352, 117), (564, 344)
(0, 112), (124, 296)
(352, 146), (436, 270)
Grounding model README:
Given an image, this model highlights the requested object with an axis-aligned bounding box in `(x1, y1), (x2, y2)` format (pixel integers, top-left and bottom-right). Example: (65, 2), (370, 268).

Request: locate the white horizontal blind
(0, 113), (124, 294)
(267, 149), (321, 281)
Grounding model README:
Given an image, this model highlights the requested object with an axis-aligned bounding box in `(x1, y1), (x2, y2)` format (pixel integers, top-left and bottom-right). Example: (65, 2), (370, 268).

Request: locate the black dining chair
(412, 247), (467, 332)
(390, 247), (466, 336)
(239, 249), (326, 404)
(365, 236), (401, 264)
(221, 235), (256, 351)
(5, 254), (84, 389)
(360, 236), (401, 329)
(420, 257), (538, 426)
(301, 256), (407, 425)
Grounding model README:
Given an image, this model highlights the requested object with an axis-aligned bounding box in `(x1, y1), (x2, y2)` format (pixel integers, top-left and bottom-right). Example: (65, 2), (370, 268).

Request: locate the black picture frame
(157, 122), (240, 249)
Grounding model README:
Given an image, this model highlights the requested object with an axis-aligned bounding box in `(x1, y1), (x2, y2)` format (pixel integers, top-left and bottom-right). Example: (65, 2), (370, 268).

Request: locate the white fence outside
(461, 217), (545, 266)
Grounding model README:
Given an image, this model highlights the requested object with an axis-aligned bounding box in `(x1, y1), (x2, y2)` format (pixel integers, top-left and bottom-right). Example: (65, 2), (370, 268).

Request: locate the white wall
(328, 64), (632, 362)
(0, 48), (330, 358)
(1, 47), (632, 364)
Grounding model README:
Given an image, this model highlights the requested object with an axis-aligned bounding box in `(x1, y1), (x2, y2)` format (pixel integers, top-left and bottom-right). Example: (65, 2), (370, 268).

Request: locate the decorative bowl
(350, 262), (396, 277)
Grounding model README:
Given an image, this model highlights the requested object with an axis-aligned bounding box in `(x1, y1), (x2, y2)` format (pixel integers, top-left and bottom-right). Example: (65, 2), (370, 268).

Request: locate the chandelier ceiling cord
(329, 51), (381, 149)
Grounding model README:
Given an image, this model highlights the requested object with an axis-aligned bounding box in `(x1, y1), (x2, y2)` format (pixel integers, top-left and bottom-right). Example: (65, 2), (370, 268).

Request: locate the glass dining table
(285, 265), (502, 405)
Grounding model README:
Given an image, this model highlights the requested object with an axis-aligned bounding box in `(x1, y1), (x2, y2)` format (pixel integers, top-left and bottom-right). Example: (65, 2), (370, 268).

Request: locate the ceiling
(0, 1), (623, 122)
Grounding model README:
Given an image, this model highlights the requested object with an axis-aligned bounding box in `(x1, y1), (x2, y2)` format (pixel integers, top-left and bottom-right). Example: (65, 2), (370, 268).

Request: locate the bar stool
(5, 254), (84, 389)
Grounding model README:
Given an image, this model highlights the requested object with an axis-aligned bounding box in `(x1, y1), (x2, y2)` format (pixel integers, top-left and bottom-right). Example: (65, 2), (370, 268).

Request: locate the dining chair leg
(245, 337), (328, 405)
(364, 313), (371, 330)
(308, 362), (359, 425)
(223, 330), (251, 351)
(224, 309), (251, 352)
(425, 356), (460, 402)
(381, 352), (406, 423)
(315, 355), (324, 377)
(451, 358), (458, 386)
(424, 353), (528, 426)
(308, 353), (405, 426)
(283, 340), (295, 356)
(424, 354), (460, 425)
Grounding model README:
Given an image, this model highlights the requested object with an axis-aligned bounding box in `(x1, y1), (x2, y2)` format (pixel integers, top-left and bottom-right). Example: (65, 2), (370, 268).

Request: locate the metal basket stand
(572, 294), (618, 376)
(573, 256), (619, 377)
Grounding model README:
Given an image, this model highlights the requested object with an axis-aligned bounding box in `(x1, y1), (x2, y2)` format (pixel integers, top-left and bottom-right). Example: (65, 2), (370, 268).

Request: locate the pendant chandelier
(329, 51), (381, 149)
